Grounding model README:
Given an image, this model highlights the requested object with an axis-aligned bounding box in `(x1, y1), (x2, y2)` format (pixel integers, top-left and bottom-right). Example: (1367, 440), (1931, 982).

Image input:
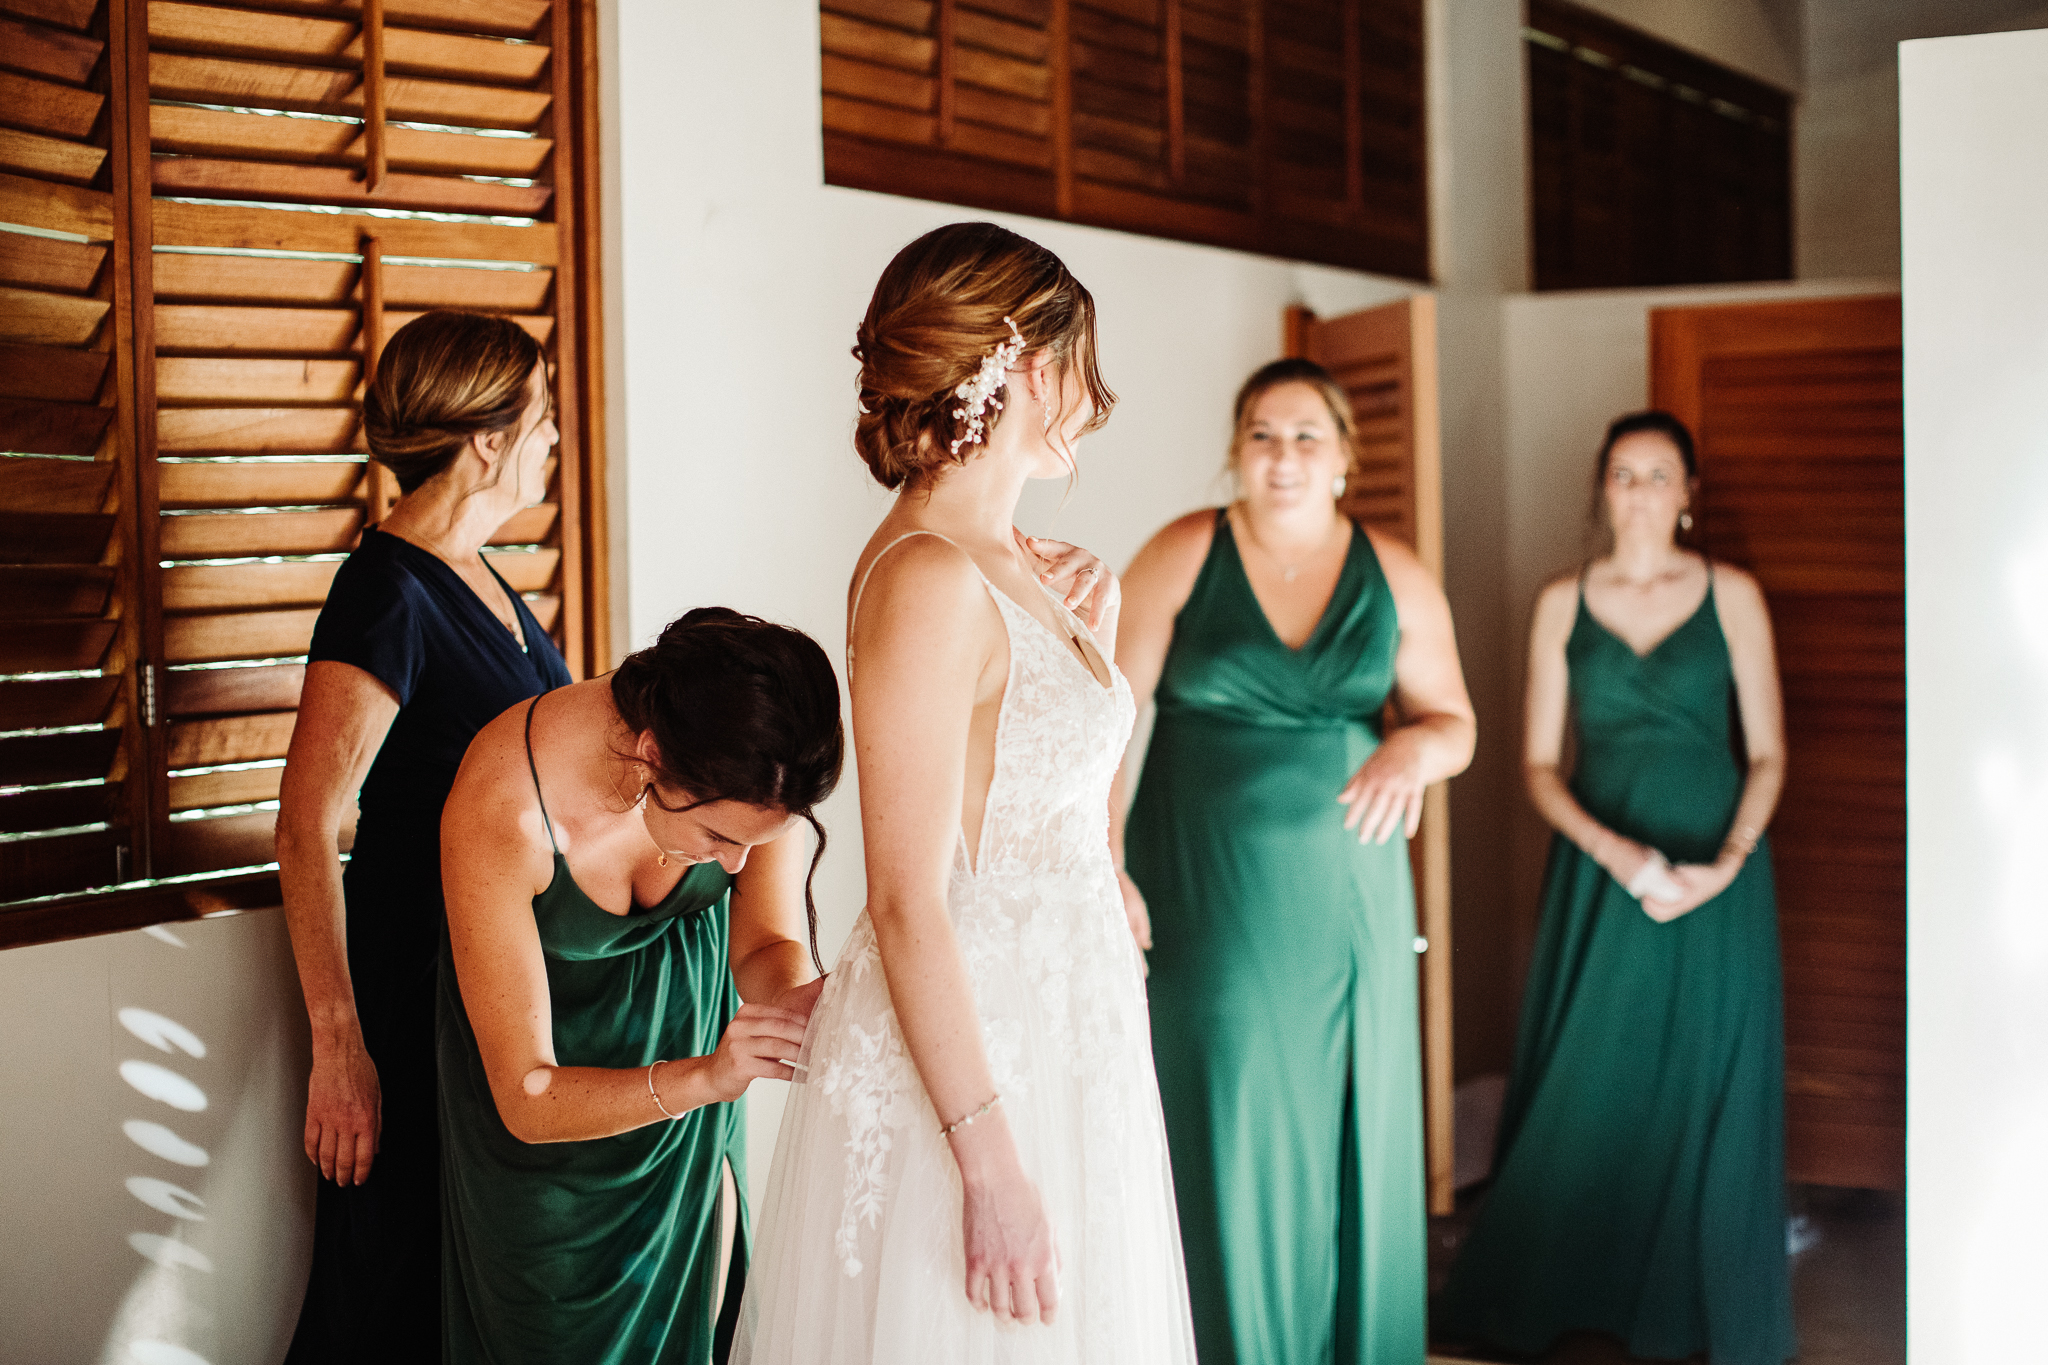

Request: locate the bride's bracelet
(940, 1093), (1001, 1137)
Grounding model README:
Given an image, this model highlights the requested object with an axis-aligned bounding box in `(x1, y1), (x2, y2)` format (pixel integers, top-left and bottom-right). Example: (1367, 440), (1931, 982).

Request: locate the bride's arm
(850, 537), (1061, 1328)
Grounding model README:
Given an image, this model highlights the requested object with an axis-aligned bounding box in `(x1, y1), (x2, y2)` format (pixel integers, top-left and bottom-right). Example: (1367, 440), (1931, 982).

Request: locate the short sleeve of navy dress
(308, 527), (572, 1034)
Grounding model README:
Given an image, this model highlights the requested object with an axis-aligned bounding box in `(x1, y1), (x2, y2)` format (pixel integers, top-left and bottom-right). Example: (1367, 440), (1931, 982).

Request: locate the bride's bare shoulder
(848, 530), (996, 651)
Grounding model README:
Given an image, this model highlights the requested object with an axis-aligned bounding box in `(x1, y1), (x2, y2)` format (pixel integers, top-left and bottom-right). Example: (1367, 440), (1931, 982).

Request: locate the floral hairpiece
(949, 316), (1027, 455)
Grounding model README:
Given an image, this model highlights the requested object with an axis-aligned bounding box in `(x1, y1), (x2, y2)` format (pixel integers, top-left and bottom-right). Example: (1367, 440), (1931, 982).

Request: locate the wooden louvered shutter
(821, 0), (1428, 280)
(1, 0), (605, 938)
(1287, 295), (1453, 1214)
(1652, 294), (1905, 1191)
(0, 0), (143, 901)
(140, 0), (596, 882)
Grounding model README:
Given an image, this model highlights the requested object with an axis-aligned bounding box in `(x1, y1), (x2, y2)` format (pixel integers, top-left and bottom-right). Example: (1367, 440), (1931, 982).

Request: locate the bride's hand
(1117, 868), (1152, 975)
(1018, 530), (1119, 634)
(949, 1110), (1060, 1326)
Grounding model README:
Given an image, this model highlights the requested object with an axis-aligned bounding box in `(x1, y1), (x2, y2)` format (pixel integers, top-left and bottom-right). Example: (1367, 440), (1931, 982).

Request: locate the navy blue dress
(287, 527), (570, 1363)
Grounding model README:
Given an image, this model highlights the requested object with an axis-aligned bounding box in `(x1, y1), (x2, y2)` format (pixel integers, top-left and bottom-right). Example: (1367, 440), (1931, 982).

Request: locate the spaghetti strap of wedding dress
(734, 532), (1196, 1364)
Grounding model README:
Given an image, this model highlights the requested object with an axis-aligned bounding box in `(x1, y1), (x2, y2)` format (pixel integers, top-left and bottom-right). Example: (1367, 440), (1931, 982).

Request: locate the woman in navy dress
(279, 311), (570, 1361)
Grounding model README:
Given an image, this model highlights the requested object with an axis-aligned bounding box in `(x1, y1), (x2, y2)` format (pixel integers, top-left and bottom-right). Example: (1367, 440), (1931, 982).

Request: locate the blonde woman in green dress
(1113, 359), (1476, 1364)
(1437, 411), (1795, 1363)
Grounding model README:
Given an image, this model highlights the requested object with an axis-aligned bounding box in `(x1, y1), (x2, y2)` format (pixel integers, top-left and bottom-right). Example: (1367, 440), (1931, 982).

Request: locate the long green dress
(1127, 510), (1424, 1365)
(438, 698), (748, 1363)
(1436, 571), (1795, 1364)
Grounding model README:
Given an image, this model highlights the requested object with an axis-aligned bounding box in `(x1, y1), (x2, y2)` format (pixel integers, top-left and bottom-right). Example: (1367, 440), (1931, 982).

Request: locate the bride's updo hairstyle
(611, 607), (846, 969)
(853, 221), (1115, 490)
(362, 310), (545, 494)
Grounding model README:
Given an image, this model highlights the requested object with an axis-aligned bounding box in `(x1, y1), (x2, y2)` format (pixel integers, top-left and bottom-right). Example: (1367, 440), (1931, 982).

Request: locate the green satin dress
(1128, 510), (1424, 1365)
(1436, 572), (1795, 1364)
(438, 697), (748, 1363)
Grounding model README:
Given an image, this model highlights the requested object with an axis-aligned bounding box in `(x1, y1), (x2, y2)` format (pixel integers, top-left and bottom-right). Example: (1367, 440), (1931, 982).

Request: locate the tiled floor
(1426, 1185), (1905, 1365)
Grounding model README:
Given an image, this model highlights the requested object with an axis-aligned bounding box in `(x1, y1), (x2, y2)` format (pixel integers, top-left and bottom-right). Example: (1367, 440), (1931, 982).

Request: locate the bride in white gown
(735, 223), (1195, 1364)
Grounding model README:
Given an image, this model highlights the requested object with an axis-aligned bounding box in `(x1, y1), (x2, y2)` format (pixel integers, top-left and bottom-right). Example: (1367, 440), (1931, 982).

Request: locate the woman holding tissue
(1437, 411), (1795, 1365)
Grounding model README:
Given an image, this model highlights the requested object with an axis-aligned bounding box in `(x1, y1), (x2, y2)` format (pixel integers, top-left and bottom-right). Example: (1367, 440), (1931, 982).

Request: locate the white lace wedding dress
(734, 536), (1196, 1364)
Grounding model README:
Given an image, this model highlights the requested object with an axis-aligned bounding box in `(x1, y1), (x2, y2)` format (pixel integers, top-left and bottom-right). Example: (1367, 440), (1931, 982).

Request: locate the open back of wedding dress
(734, 534), (1196, 1364)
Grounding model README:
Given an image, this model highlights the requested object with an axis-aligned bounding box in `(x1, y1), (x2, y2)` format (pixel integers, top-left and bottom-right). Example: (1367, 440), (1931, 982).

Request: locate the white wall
(1901, 28), (2048, 1360)
(0, 912), (314, 1365)
(607, 2), (1419, 1201)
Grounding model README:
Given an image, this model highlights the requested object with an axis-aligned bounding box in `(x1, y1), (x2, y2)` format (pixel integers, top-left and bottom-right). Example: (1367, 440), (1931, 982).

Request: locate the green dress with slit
(1436, 571), (1795, 1365)
(438, 696), (749, 1363)
(1126, 510), (1425, 1365)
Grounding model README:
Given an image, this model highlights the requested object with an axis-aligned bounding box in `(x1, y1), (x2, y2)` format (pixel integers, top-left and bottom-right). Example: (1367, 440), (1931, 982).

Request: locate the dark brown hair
(852, 222), (1115, 490)
(1227, 357), (1357, 469)
(362, 310), (546, 494)
(610, 608), (846, 971)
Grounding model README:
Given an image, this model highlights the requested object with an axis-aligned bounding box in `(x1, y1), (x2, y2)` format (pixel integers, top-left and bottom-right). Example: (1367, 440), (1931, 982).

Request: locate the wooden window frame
(0, 0), (611, 949)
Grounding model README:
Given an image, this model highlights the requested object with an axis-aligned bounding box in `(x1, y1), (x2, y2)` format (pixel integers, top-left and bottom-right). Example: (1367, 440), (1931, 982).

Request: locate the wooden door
(1287, 296), (1453, 1214)
(1651, 294), (1905, 1191)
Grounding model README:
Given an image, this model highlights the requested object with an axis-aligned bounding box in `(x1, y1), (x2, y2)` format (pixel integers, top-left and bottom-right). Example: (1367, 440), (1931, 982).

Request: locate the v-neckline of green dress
(1577, 571), (1716, 663)
(1217, 509), (1368, 659)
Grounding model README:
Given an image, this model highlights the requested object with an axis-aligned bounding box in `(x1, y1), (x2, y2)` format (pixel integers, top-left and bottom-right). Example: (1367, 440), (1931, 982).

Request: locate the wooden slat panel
(0, 126), (110, 184)
(149, 2), (551, 83)
(152, 251), (552, 310)
(234, 0), (549, 39)
(154, 197), (558, 265)
(168, 764), (281, 811)
(161, 506), (359, 556)
(0, 13), (104, 82)
(151, 157), (554, 216)
(0, 231), (105, 292)
(158, 405), (358, 452)
(0, 675), (118, 727)
(155, 302), (358, 351)
(156, 355), (358, 403)
(0, 455), (113, 511)
(0, 617), (115, 669)
(165, 709), (294, 766)
(150, 103), (553, 176)
(149, 52), (553, 129)
(0, 396), (115, 455)
(162, 557), (339, 609)
(0, 342), (108, 402)
(0, 70), (105, 140)
(0, 726), (120, 784)
(158, 807), (285, 874)
(0, 0), (101, 33)
(0, 828), (125, 902)
(0, 509), (115, 563)
(163, 660), (303, 715)
(158, 457), (365, 507)
(489, 501), (555, 544)
(480, 545), (556, 591)
(0, 564), (114, 616)
(0, 781), (120, 833)
(525, 591), (557, 631)
(0, 284), (109, 345)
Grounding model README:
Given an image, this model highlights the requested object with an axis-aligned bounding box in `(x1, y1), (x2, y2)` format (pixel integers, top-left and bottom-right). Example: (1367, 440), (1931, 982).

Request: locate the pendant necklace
(1240, 507), (1329, 582)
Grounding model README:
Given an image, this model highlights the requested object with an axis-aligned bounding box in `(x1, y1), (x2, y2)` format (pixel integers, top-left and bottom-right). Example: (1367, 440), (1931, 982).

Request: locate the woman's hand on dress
(952, 1117), (1061, 1326)
(704, 1002), (811, 1102)
(1641, 855), (1742, 923)
(304, 1028), (382, 1185)
(1020, 531), (1119, 634)
(1116, 868), (1152, 974)
(1338, 731), (1427, 844)
(770, 975), (827, 1026)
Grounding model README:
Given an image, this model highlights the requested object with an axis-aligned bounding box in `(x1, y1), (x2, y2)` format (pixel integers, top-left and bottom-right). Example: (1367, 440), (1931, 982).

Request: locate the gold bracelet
(940, 1093), (1000, 1137)
(1721, 823), (1761, 858)
(648, 1059), (683, 1120)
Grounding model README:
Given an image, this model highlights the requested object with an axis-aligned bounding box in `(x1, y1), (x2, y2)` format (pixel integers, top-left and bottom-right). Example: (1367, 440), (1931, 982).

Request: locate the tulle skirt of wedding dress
(733, 883), (1196, 1365)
